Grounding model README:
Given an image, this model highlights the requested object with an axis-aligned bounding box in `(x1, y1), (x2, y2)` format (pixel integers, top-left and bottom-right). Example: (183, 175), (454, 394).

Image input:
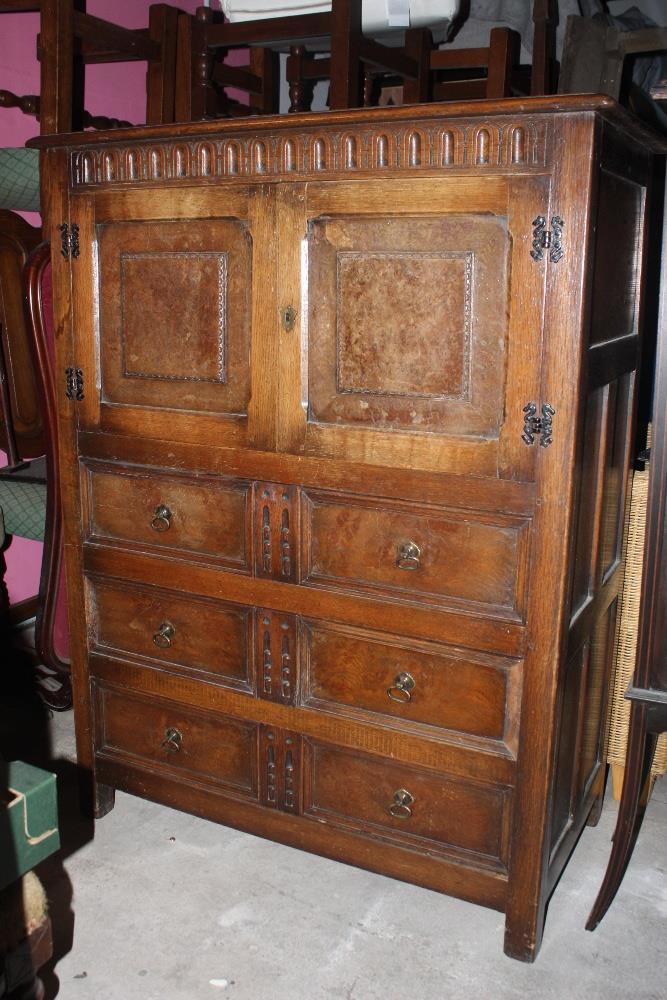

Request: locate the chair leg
(147, 3), (180, 125)
(24, 243), (71, 711)
(38, 0), (78, 134)
(0, 330), (28, 473)
(586, 702), (656, 930)
(249, 47), (279, 116)
(487, 27), (521, 99)
(287, 47), (314, 113)
(329, 0), (363, 109)
(175, 7), (213, 122)
(531, 0), (558, 96)
(402, 28), (431, 105)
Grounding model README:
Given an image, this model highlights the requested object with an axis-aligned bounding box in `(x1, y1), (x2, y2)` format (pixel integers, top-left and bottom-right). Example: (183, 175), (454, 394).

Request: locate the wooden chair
(0, 237), (70, 710)
(558, 14), (667, 103)
(176, 4), (281, 118)
(286, 24), (431, 112)
(175, 0), (431, 118)
(0, 212), (43, 465)
(428, 25), (521, 102)
(366, 0), (557, 108)
(0, 0), (181, 133)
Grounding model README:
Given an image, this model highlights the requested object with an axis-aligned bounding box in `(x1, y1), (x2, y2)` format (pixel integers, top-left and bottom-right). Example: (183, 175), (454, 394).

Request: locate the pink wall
(1, 0), (209, 605)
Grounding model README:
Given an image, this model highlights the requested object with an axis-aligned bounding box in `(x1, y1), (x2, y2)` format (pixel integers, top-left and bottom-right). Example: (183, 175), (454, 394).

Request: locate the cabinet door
(69, 185), (268, 451)
(278, 176), (549, 481)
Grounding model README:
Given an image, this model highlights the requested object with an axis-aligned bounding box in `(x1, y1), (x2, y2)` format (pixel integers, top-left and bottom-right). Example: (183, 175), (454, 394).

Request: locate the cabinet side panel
(548, 138), (651, 901)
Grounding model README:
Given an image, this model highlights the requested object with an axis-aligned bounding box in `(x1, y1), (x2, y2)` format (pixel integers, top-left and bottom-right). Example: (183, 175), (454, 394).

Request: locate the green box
(1, 761), (60, 891)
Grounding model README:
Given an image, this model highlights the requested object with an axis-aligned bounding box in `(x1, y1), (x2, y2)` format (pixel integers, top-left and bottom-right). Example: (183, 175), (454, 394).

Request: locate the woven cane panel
(607, 465), (667, 775)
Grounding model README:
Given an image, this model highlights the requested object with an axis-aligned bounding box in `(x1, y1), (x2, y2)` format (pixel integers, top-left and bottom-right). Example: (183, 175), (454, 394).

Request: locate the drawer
(302, 621), (520, 749)
(83, 463), (251, 569)
(94, 684), (258, 796)
(302, 491), (529, 618)
(90, 579), (252, 691)
(303, 741), (510, 868)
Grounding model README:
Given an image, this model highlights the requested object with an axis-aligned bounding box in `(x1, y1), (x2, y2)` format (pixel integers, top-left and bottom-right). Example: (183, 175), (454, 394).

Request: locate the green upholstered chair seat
(0, 458), (47, 541)
(0, 148), (40, 213)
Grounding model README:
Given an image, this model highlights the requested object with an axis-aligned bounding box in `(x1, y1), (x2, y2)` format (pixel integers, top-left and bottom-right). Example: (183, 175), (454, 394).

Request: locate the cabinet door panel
(70, 187), (268, 450)
(99, 217), (250, 414)
(292, 177), (547, 480)
(308, 214), (507, 438)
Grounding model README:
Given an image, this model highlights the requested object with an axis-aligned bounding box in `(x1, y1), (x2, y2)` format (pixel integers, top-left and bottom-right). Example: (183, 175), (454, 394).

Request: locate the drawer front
(302, 622), (519, 747)
(302, 491), (528, 617)
(91, 580), (252, 690)
(303, 741), (509, 867)
(84, 464), (251, 569)
(95, 685), (257, 795)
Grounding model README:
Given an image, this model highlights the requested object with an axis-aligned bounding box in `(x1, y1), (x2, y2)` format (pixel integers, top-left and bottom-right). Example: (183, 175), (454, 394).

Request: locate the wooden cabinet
(35, 96), (654, 961)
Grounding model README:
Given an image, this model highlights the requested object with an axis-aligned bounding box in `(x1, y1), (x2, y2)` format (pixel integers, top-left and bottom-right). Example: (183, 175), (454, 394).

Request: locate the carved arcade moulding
(70, 118), (547, 188)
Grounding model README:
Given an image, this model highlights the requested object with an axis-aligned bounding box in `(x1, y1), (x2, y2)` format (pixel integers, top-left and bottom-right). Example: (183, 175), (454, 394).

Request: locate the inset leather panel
(98, 217), (252, 415)
(307, 214), (509, 437)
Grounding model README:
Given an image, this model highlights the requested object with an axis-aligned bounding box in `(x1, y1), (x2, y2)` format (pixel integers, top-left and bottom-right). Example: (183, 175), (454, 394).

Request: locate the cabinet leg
(94, 782), (115, 819)
(586, 790), (605, 827)
(586, 763), (608, 827)
(78, 769), (115, 819)
(503, 904), (546, 963)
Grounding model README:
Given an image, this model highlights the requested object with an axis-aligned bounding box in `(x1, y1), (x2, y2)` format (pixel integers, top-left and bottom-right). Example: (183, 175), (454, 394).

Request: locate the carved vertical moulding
(255, 609), (297, 704)
(254, 482), (299, 583)
(259, 727), (302, 813)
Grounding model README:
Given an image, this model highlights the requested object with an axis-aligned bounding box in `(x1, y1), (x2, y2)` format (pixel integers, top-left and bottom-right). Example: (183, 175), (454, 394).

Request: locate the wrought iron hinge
(531, 216), (564, 263)
(65, 367), (84, 401)
(59, 222), (80, 260)
(522, 402), (555, 447)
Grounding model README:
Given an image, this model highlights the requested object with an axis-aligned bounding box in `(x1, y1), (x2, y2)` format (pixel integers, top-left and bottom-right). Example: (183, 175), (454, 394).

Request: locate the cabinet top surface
(29, 94), (662, 152)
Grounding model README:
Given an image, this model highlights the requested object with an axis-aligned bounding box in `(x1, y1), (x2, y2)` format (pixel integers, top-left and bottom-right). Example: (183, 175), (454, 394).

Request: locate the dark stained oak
(302, 620), (521, 750)
(95, 683), (259, 796)
(302, 740), (511, 868)
(0, 211), (43, 457)
(586, 168), (667, 932)
(91, 578), (254, 691)
(83, 463), (252, 570)
(33, 97), (657, 962)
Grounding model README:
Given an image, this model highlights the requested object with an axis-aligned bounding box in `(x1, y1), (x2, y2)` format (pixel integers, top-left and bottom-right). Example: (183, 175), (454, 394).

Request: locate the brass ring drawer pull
(389, 788), (414, 820)
(153, 621), (175, 649)
(161, 727), (183, 753)
(387, 671), (415, 703)
(396, 541), (421, 570)
(151, 504), (172, 532)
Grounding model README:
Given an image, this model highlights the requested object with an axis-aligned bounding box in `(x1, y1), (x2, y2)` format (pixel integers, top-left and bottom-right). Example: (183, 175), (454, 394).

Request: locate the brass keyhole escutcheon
(153, 621), (175, 649)
(151, 504), (172, 532)
(161, 727), (183, 753)
(387, 671), (415, 704)
(389, 788), (414, 819)
(281, 305), (297, 332)
(396, 541), (421, 570)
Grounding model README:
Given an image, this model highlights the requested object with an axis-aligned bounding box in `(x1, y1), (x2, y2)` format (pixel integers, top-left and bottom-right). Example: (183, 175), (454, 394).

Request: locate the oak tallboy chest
(36, 96), (653, 960)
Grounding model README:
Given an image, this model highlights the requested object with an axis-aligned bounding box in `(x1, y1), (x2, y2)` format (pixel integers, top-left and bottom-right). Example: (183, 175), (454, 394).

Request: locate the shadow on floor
(1, 645), (94, 999)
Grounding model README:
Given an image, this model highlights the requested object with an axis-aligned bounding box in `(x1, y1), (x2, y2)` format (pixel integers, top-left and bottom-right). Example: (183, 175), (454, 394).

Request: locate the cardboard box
(1, 761), (60, 891)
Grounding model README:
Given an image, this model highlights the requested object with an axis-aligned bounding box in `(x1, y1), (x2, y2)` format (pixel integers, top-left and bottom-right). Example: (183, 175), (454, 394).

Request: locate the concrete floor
(4, 672), (667, 1000)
